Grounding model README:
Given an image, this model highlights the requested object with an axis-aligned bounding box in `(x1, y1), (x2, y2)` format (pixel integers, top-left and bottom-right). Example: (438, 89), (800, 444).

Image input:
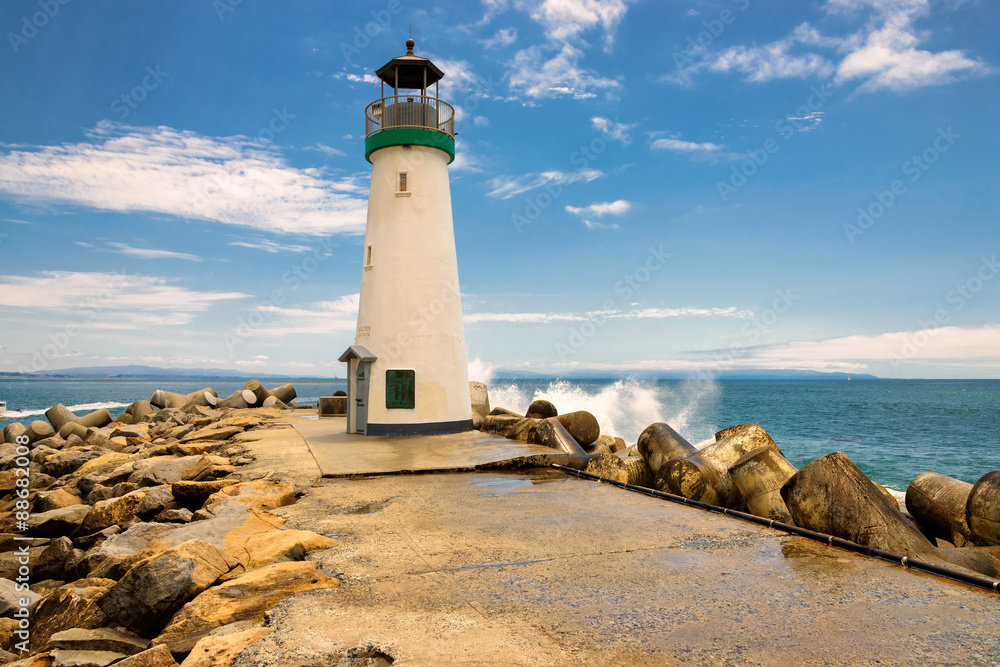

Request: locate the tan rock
(74, 453), (130, 477)
(28, 506), (91, 537)
(203, 481), (297, 514)
(170, 481), (233, 508)
(96, 540), (235, 633)
(0, 616), (20, 651)
(4, 653), (53, 666)
(49, 628), (148, 655)
(30, 578), (115, 654)
(111, 645), (178, 667)
(177, 624), (273, 667)
(49, 648), (127, 666)
(152, 561), (339, 653)
(32, 489), (82, 514)
(78, 486), (173, 534)
(179, 426), (243, 444)
(223, 510), (337, 572)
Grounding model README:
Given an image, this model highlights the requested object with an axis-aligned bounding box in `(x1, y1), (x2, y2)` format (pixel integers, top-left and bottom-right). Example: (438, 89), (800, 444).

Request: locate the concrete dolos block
(906, 472), (986, 546)
(966, 471), (1000, 546)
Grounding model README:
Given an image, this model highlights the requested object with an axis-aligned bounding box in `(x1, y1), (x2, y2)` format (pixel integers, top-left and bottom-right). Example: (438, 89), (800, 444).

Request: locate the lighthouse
(339, 39), (473, 437)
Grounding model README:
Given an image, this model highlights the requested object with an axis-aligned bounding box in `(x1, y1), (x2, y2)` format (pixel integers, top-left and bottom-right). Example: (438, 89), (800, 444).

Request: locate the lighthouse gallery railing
(365, 95), (455, 138)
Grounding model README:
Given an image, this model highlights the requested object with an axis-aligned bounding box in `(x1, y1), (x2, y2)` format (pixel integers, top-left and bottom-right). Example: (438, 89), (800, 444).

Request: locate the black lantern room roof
(375, 38), (445, 90)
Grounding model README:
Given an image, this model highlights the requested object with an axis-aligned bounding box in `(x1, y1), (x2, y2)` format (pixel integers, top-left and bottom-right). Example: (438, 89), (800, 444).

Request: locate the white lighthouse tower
(339, 39), (473, 437)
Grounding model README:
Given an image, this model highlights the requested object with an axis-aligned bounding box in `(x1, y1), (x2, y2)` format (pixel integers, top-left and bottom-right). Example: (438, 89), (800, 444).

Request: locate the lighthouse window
(396, 171), (409, 195)
(364, 244), (373, 269)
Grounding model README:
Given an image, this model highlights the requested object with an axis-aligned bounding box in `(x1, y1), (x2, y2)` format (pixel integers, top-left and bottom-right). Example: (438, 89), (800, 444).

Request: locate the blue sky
(0, 0), (997, 379)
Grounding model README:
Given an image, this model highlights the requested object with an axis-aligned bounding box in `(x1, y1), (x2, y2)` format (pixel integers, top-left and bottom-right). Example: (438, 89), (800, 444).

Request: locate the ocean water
(2, 376), (997, 495)
(488, 378), (1000, 494)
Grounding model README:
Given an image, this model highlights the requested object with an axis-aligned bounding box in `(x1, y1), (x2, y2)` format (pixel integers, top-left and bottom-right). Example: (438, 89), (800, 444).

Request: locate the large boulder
(27, 505), (91, 537)
(178, 623), (273, 667)
(151, 561), (339, 653)
(202, 481), (296, 514)
(32, 489), (83, 514)
(0, 578), (43, 617)
(222, 510), (337, 573)
(781, 452), (941, 561)
(34, 537), (75, 581)
(110, 644), (178, 667)
(97, 539), (235, 633)
(30, 578), (116, 654)
(77, 486), (174, 534)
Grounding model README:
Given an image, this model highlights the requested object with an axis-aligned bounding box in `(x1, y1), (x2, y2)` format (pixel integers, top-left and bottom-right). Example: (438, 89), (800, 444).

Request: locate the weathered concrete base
(232, 470), (1000, 667)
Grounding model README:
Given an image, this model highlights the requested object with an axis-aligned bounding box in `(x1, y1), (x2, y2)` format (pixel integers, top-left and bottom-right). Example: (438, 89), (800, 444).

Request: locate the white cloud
(0, 271), (249, 329)
(508, 43), (622, 100)
(0, 123), (368, 236)
(304, 143), (346, 158)
(651, 137), (723, 153)
(229, 239), (315, 253)
(671, 3), (991, 94)
(486, 167), (602, 198)
(482, 27), (518, 49)
(566, 199), (630, 228)
(107, 243), (202, 262)
(345, 73), (379, 84)
(528, 0), (629, 51)
(591, 116), (635, 144)
(246, 294), (360, 337)
(465, 305), (751, 324)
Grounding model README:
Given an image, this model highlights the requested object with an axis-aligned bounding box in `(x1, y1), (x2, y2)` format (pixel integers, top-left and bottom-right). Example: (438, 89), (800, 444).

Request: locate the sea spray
(486, 377), (720, 445)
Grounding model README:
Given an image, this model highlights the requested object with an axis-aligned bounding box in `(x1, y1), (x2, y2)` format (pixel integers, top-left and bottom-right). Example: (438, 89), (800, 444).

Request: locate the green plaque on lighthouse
(385, 369), (415, 409)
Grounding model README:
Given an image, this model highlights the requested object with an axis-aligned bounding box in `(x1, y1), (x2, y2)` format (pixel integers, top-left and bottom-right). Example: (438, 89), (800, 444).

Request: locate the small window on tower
(396, 171), (410, 196)
(364, 244), (373, 270)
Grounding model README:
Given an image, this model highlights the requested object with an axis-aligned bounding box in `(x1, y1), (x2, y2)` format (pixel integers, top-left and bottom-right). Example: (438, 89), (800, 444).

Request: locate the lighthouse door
(354, 360), (372, 434)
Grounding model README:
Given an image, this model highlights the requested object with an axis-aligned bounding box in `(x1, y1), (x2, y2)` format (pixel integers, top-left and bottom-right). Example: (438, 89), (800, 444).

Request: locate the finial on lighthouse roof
(406, 38), (415, 55)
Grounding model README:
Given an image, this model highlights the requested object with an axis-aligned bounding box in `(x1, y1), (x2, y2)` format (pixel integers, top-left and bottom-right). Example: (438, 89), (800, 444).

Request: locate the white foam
(486, 378), (719, 445)
(467, 358), (495, 385)
(3, 401), (130, 418)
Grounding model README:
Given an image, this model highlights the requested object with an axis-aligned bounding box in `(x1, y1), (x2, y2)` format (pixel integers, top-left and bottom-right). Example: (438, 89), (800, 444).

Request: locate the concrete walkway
(230, 414), (1000, 666)
(288, 414), (562, 477)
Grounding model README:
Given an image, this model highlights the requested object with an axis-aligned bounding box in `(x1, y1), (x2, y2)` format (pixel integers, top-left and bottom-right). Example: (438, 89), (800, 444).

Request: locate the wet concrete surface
(233, 468), (1000, 667)
(289, 415), (562, 477)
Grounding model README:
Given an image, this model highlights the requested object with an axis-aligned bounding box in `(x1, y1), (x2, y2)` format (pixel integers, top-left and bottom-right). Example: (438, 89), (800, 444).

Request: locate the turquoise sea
(2, 376), (997, 495)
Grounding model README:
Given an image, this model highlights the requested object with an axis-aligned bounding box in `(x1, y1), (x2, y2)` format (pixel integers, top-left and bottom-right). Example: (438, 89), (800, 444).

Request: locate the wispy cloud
(0, 123), (368, 236)
(229, 239), (315, 253)
(243, 294), (360, 337)
(465, 305), (752, 324)
(508, 43), (622, 100)
(107, 243), (202, 262)
(304, 143), (346, 158)
(651, 138), (724, 153)
(0, 271), (249, 328)
(565, 199), (631, 229)
(486, 167), (602, 199)
(482, 27), (518, 49)
(591, 116), (635, 144)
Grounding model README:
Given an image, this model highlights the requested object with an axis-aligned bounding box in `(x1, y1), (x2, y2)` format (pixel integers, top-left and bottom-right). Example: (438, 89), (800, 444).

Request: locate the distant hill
(2, 365), (335, 380)
(492, 369), (879, 380)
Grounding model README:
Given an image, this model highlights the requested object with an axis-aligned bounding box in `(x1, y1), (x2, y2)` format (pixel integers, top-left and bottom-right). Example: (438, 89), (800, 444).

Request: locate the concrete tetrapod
(26, 420), (54, 445)
(660, 423), (780, 508)
(469, 381), (490, 429)
(906, 472), (986, 547)
(730, 446), (797, 524)
(966, 471), (1000, 546)
(150, 389), (217, 410)
(556, 411), (600, 445)
(636, 422), (696, 482)
(781, 451), (942, 562)
(4, 422), (27, 442)
(45, 404), (113, 432)
(214, 391), (250, 410)
(532, 418), (586, 455)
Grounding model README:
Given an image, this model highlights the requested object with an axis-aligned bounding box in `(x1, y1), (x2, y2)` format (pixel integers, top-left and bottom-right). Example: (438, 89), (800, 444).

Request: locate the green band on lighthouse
(365, 127), (456, 164)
